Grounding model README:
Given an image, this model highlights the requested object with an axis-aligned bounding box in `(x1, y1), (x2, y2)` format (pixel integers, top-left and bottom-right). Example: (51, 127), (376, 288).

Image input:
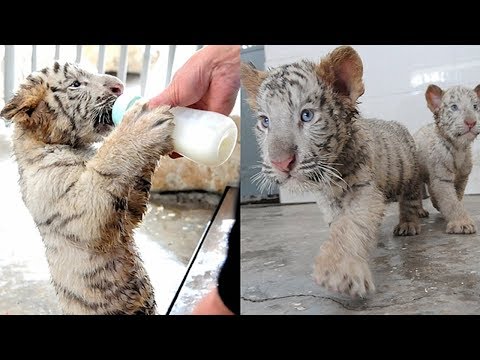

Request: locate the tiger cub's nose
(271, 155), (296, 173)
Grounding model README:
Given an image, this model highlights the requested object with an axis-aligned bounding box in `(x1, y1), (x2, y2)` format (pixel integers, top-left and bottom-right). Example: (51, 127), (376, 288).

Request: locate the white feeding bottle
(111, 94), (238, 167)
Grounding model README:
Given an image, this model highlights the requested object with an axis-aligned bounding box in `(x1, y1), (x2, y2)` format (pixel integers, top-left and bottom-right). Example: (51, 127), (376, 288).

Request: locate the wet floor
(169, 187), (236, 314)
(0, 121), (221, 315)
(241, 196), (480, 314)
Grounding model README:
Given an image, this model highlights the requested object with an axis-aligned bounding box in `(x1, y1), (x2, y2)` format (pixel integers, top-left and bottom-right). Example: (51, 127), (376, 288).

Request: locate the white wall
(264, 45), (480, 202)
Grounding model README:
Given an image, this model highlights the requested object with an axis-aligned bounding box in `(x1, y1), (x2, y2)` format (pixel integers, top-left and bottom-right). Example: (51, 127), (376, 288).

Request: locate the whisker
(250, 168), (277, 195)
(320, 167), (348, 189)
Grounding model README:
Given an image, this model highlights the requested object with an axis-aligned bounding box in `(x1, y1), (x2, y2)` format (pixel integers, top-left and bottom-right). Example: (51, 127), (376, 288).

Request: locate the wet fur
(241, 46), (423, 298)
(1, 62), (174, 314)
(415, 84), (480, 234)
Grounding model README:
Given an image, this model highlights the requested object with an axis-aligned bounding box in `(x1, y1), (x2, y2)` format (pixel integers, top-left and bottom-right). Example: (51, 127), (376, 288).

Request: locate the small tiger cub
(415, 84), (479, 234)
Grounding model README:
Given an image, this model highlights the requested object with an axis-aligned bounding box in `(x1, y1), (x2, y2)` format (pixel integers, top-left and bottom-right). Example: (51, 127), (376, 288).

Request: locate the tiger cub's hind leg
(394, 179), (422, 236)
(417, 183), (430, 218)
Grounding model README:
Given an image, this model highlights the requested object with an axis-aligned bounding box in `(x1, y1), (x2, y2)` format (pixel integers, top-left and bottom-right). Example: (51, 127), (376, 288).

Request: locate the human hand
(149, 45), (240, 115)
(191, 287), (234, 315)
(149, 45), (240, 159)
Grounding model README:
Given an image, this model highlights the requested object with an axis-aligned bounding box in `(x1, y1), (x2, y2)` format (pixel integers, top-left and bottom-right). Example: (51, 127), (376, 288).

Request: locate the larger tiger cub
(1, 62), (174, 314)
(241, 46), (423, 297)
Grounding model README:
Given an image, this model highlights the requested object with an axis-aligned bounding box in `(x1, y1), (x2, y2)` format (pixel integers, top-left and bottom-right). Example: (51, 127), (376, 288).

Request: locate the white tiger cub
(415, 84), (480, 234)
(1, 62), (174, 314)
(241, 46), (424, 298)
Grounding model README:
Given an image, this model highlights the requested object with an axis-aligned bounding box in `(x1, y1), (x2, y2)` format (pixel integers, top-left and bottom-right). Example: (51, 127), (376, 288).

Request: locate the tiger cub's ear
(425, 84), (444, 114)
(474, 84), (480, 99)
(1, 73), (47, 123)
(240, 62), (267, 110)
(316, 45), (365, 104)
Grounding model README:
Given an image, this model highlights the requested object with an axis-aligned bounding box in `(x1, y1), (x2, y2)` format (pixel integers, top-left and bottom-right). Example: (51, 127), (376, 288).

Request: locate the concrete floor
(241, 196), (480, 315)
(0, 121), (222, 315)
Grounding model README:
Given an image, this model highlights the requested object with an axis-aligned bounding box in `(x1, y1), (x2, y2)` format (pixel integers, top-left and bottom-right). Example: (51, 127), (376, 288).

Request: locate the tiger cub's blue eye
(260, 116), (269, 128)
(301, 109), (314, 122)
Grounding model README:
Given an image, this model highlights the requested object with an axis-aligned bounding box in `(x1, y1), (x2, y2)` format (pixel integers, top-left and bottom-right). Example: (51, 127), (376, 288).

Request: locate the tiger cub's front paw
(313, 253), (375, 298)
(446, 218), (477, 234)
(120, 102), (175, 156)
(394, 221), (421, 236)
(141, 105), (175, 155)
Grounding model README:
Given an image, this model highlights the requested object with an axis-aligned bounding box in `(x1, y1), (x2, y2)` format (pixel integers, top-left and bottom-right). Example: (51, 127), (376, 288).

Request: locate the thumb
(149, 85), (178, 109)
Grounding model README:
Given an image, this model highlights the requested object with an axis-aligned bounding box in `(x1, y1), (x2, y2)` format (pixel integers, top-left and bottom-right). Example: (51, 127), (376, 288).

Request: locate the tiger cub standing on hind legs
(241, 46), (423, 297)
(1, 62), (175, 314)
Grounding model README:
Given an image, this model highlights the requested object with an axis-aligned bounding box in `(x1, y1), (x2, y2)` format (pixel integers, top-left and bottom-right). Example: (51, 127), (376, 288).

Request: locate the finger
(149, 54), (210, 109)
(149, 86), (177, 109)
(194, 89), (239, 116)
(198, 70), (240, 115)
(207, 93), (239, 116)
